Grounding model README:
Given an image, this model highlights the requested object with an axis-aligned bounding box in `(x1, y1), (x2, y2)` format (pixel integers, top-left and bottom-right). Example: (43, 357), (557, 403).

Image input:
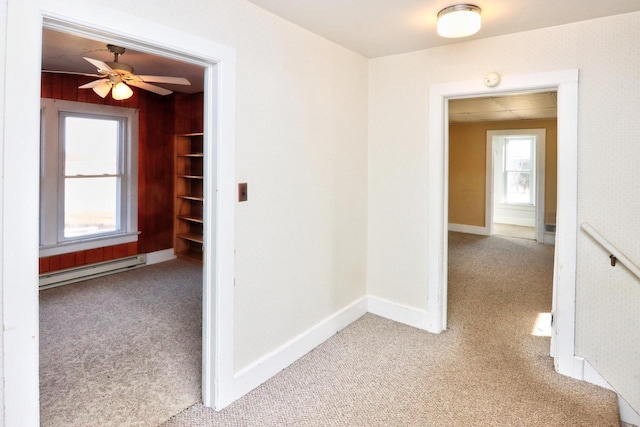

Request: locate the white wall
(3, 0), (638, 420)
(0, 0), (7, 424)
(368, 12), (640, 411)
(494, 204), (535, 227)
(2, 0), (368, 418)
(55, 0), (369, 372)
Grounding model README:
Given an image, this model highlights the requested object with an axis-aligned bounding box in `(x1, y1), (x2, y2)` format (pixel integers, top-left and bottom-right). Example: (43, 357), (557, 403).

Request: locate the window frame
(502, 136), (536, 206)
(40, 99), (139, 257)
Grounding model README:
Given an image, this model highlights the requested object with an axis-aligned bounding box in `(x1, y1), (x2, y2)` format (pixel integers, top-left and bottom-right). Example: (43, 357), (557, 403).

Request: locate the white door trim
(486, 128), (546, 243)
(427, 69), (579, 378)
(2, 1), (236, 424)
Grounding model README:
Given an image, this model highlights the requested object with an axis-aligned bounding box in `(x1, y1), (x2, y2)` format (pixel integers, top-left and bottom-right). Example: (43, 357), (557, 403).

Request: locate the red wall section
(39, 243), (139, 274)
(40, 73), (202, 274)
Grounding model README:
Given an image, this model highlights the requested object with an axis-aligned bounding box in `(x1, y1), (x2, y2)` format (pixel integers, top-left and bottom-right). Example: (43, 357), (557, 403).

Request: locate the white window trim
(40, 98), (139, 257)
(487, 129), (546, 241)
(502, 136), (535, 206)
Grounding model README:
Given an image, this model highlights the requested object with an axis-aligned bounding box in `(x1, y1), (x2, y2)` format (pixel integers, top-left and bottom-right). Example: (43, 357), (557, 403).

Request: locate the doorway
(487, 128), (547, 243)
(446, 93), (557, 386)
(427, 69), (579, 379)
(2, 3), (236, 423)
(38, 27), (207, 424)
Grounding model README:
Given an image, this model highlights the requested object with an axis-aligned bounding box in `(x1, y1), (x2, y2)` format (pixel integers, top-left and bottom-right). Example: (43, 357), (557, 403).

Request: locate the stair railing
(581, 222), (640, 281)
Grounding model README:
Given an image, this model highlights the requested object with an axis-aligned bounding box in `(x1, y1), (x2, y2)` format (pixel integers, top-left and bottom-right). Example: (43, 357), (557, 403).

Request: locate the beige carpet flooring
(164, 232), (620, 426)
(39, 259), (202, 427)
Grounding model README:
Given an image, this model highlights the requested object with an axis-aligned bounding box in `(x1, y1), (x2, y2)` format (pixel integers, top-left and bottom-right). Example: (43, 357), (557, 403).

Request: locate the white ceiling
(41, 29), (205, 94)
(245, 0), (640, 58)
(41, 2), (639, 103)
(449, 92), (557, 123)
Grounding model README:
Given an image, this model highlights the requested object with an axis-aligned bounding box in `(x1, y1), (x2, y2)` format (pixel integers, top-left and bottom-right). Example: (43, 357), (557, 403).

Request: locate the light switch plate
(238, 183), (248, 202)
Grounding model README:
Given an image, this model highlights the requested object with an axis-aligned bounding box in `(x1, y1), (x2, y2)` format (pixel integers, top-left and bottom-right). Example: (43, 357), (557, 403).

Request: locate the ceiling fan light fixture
(437, 4), (481, 38)
(112, 82), (133, 100)
(71, 44), (190, 98)
(91, 80), (113, 98)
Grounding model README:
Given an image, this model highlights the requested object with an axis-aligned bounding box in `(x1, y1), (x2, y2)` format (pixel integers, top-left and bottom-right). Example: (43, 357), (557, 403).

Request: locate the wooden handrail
(581, 222), (640, 281)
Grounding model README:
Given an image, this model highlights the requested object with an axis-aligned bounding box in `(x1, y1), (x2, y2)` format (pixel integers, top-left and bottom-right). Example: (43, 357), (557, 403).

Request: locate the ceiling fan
(43, 44), (191, 100)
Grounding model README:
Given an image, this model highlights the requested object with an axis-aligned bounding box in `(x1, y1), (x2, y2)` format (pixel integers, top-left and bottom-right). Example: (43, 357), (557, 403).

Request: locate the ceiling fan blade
(78, 79), (112, 98)
(78, 78), (109, 89)
(42, 70), (103, 78)
(137, 75), (191, 85)
(83, 57), (115, 74)
(128, 81), (173, 96)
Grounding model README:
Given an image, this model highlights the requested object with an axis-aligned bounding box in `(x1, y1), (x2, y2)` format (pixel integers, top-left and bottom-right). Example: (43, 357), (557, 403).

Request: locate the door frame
(486, 128), (546, 243)
(2, 1), (236, 424)
(427, 69), (579, 378)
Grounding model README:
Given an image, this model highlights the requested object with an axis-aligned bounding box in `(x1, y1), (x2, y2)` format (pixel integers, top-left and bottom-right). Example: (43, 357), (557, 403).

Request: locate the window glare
(65, 116), (119, 176)
(505, 138), (531, 171)
(531, 312), (552, 337)
(504, 137), (534, 205)
(64, 177), (118, 238)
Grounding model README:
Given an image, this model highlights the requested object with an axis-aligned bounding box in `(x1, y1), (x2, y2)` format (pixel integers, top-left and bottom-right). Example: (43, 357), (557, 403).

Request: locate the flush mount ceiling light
(437, 4), (482, 38)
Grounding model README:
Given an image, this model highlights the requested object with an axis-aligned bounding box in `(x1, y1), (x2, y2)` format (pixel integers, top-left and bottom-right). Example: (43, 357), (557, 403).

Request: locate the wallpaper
(2, 0), (638, 417)
(368, 12), (640, 410)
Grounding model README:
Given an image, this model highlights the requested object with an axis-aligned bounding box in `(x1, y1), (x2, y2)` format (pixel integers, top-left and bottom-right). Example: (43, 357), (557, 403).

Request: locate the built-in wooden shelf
(174, 132), (204, 265)
(178, 194), (204, 201)
(176, 249), (203, 264)
(177, 232), (203, 244)
(177, 214), (204, 224)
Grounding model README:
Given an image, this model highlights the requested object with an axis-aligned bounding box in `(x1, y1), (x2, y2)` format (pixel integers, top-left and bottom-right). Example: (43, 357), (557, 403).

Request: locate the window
(503, 136), (535, 205)
(40, 99), (138, 256)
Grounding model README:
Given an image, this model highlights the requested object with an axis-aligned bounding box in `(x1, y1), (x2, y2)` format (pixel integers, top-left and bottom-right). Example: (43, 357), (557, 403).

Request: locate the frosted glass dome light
(112, 82), (133, 100)
(437, 4), (481, 38)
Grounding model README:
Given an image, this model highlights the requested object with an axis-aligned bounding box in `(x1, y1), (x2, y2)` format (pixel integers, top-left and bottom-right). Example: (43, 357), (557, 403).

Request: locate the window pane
(64, 177), (119, 238)
(505, 138), (532, 171)
(65, 116), (119, 175)
(505, 171), (531, 204)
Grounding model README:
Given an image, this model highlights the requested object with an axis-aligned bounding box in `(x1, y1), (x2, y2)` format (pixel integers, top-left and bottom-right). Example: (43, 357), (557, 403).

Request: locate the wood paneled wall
(39, 243), (139, 274)
(39, 73), (203, 274)
(173, 92), (204, 134)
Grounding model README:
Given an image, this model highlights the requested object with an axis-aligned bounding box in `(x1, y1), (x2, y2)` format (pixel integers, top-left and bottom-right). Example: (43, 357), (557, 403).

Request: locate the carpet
(39, 259), (202, 427)
(163, 233), (620, 426)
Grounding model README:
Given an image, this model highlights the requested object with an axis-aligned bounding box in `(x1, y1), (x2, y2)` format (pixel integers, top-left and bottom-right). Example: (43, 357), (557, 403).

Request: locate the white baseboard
(231, 296), (368, 402)
(448, 223), (490, 236)
(573, 356), (640, 426)
(620, 396), (640, 427)
(581, 357), (613, 390)
(220, 298), (640, 427)
(145, 248), (177, 265)
(543, 232), (556, 245)
(367, 295), (433, 332)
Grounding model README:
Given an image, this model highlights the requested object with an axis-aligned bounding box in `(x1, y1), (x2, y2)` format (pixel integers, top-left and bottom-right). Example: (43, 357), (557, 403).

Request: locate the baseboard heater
(39, 254), (147, 290)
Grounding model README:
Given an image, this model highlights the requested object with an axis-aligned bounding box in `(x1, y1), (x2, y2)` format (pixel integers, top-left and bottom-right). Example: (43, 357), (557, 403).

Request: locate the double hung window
(40, 99), (138, 256)
(503, 136), (535, 205)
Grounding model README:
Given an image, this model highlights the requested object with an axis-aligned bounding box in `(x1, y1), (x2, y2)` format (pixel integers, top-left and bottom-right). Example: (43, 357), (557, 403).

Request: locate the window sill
(497, 203), (535, 210)
(39, 232), (139, 257)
